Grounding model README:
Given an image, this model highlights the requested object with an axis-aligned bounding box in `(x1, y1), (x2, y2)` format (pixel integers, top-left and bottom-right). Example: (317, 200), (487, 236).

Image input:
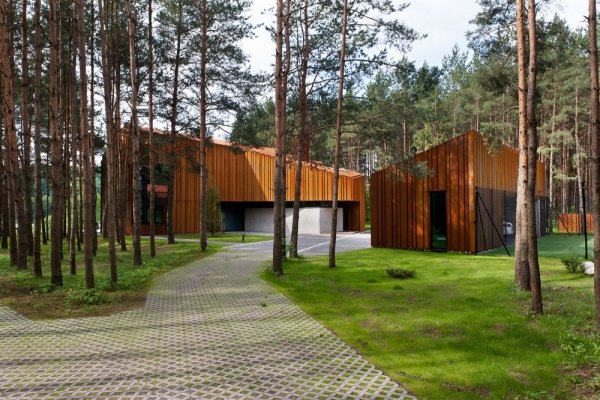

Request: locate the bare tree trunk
(77, 0), (94, 289)
(100, 0), (117, 284)
(328, 0), (349, 269)
(69, 44), (78, 276)
(0, 123), (8, 250)
(588, 0), (600, 333)
(20, 0), (33, 257)
(514, 0), (530, 291)
(272, 0), (288, 275)
(1, 0), (27, 270)
(525, 0), (542, 315)
(90, 0), (98, 256)
(574, 89), (585, 224)
(548, 90), (556, 233)
(48, 0), (63, 285)
(167, 0), (183, 245)
(148, 0), (156, 257)
(126, 0), (142, 265)
(290, 0), (309, 258)
(561, 139), (568, 213)
(198, 0), (208, 251)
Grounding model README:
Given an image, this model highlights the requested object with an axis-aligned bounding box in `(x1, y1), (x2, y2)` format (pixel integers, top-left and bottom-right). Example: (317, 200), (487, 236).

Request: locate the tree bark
(69, 42), (78, 276)
(198, 0), (208, 251)
(48, 0), (63, 285)
(588, 0), (600, 333)
(514, 0), (530, 291)
(148, 0), (156, 257)
(525, 0), (542, 315)
(167, 0), (183, 245)
(20, 0), (33, 257)
(328, 0), (349, 269)
(100, 0), (118, 284)
(76, 0), (94, 288)
(126, 0), (142, 266)
(290, 0), (310, 258)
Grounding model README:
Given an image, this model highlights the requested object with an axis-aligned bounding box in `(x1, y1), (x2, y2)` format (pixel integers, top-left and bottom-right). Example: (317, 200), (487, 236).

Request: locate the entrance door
(430, 191), (447, 251)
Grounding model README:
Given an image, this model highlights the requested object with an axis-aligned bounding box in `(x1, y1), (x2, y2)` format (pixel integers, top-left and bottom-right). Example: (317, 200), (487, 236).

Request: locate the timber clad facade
(371, 131), (547, 253)
(104, 129), (366, 235)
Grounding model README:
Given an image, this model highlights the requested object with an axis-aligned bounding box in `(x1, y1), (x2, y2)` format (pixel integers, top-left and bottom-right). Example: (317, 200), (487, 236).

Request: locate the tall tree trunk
(167, 0), (183, 245)
(0, 123), (8, 250)
(290, 0), (309, 258)
(561, 139), (568, 213)
(525, 0), (542, 315)
(20, 0), (33, 257)
(148, 0), (156, 257)
(100, 0), (117, 284)
(77, 0), (94, 288)
(126, 0), (142, 265)
(514, 0), (530, 291)
(1, 0), (27, 270)
(48, 0), (63, 285)
(574, 89), (585, 225)
(90, 0), (98, 256)
(588, 0), (600, 333)
(69, 44), (78, 276)
(548, 90), (556, 233)
(198, 0), (208, 251)
(272, 0), (288, 275)
(328, 0), (349, 269)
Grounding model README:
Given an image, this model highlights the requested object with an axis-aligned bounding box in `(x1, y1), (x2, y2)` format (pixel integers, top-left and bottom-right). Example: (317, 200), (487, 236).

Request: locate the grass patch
(0, 238), (219, 319)
(487, 232), (593, 259)
(174, 232), (272, 243)
(263, 241), (599, 399)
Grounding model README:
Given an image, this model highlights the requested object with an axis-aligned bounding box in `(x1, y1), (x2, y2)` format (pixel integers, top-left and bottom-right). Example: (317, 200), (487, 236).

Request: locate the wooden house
(370, 131), (547, 253)
(102, 129), (366, 235)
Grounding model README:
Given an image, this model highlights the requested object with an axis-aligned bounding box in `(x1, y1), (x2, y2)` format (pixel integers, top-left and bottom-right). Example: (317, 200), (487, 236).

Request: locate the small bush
(67, 289), (110, 306)
(560, 255), (583, 273)
(35, 283), (55, 294)
(386, 268), (416, 279)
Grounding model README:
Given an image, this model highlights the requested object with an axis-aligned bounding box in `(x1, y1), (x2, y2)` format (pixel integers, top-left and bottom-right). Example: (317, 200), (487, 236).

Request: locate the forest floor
(0, 238), (221, 319)
(264, 233), (600, 399)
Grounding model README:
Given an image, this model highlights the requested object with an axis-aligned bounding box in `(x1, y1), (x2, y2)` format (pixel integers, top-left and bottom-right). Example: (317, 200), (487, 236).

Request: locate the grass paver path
(0, 244), (414, 399)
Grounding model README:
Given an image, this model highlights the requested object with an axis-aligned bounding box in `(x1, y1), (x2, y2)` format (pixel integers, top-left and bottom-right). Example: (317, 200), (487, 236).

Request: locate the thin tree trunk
(167, 0), (183, 245)
(574, 89), (585, 225)
(588, 0), (600, 333)
(126, 0), (142, 265)
(328, 0), (349, 269)
(272, 0), (287, 275)
(90, 0), (98, 256)
(100, 0), (117, 284)
(69, 44), (78, 276)
(198, 0), (208, 251)
(48, 0), (63, 285)
(148, 0), (156, 257)
(525, 0), (542, 315)
(514, 0), (530, 291)
(20, 0), (33, 257)
(290, 0), (309, 258)
(77, 0), (94, 288)
(0, 123), (8, 250)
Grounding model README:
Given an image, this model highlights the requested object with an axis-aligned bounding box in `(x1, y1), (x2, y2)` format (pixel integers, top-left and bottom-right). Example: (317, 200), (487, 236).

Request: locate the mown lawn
(0, 238), (220, 319)
(173, 232), (272, 243)
(263, 233), (600, 399)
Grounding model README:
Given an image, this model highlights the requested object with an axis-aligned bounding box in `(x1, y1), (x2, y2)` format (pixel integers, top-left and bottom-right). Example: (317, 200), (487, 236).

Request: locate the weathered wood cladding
(371, 131), (547, 253)
(109, 130), (366, 234)
(558, 213), (594, 233)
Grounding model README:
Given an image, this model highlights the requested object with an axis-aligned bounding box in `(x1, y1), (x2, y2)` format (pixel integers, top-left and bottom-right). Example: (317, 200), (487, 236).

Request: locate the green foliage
(385, 267), (415, 279)
(35, 283), (56, 294)
(67, 289), (110, 306)
(206, 187), (224, 236)
(560, 255), (583, 273)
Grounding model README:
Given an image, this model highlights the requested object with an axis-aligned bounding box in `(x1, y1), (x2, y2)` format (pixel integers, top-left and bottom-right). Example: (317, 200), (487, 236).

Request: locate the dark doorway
(430, 191), (447, 251)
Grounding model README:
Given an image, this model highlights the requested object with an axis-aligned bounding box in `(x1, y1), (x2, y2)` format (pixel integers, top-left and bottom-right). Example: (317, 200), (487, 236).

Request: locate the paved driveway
(0, 233), (415, 399)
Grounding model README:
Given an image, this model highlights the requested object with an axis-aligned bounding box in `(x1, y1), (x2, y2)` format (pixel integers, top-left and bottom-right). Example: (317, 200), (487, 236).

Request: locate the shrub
(35, 283), (55, 294)
(386, 268), (416, 279)
(67, 289), (110, 306)
(560, 255), (583, 273)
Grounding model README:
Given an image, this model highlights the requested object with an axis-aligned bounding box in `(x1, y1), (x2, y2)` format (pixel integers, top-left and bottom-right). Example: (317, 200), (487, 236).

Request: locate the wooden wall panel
(558, 213), (594, 233)
(370, 130), (546, 253)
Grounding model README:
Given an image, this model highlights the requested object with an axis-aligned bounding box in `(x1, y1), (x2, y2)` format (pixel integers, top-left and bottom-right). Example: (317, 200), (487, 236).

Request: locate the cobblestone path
(0, 248), (415, 399)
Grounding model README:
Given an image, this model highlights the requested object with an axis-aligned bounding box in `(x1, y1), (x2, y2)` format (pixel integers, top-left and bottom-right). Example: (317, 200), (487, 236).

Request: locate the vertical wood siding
(371, 131), (547, 253)
(110, 131), (366, 234)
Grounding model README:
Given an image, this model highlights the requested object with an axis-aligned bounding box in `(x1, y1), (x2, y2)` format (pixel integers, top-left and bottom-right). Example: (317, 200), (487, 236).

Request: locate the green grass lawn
(0, 238), (220, 319)
(172, 232), (272, 243)
(487, 232), (593, 259)
(263, 235), (600, 399)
